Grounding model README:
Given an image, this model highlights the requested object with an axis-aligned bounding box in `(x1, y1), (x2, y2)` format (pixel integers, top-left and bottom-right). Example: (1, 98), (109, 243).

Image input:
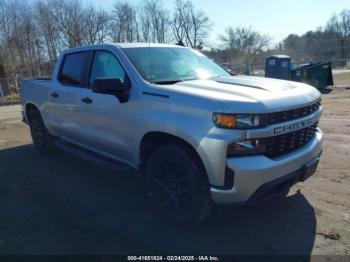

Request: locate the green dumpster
(290, 62), (333, 90)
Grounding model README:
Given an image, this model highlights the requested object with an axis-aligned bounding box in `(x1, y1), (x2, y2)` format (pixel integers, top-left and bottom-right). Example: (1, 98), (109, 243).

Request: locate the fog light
(227, 139), (266, 156)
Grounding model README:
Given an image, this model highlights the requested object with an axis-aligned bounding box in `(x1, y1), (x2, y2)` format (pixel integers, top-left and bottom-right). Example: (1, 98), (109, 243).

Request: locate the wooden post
(0, 82), (4, 105)
(15, 75), (19, 93)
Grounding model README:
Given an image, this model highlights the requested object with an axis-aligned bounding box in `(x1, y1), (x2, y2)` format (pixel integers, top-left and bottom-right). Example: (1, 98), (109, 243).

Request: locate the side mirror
(225, 68), (236, 76)
(91, 78), (130, 102)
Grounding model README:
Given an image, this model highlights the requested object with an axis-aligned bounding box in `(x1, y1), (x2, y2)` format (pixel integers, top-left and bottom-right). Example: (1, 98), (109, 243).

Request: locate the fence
(0, 77), (20, 106)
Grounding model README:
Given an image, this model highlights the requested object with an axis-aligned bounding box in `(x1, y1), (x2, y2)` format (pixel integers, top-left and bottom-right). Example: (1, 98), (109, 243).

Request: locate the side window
(90, 51), (126, 85)
(59, 52), (89, 86)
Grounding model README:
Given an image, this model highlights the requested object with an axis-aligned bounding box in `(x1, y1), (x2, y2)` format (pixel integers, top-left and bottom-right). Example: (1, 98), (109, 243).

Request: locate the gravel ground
(0, 87), (349, 258)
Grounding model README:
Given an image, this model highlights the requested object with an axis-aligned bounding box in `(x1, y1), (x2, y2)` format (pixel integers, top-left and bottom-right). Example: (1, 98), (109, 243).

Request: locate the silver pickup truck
(20, 43), (323, 225)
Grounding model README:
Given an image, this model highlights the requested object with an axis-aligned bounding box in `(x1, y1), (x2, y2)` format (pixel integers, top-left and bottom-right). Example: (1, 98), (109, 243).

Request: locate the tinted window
(59, 52), (89, 85)
(90, 51), (126, 84)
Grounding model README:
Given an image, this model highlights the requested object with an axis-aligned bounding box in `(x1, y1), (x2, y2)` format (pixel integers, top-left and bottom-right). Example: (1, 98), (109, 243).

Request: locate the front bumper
(210, 129), (323, 204)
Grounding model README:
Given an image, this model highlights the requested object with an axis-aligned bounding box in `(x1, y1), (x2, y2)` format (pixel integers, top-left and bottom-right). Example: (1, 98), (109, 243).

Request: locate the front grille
(261, 123), (318, 158)
(264, 100), (321, 126)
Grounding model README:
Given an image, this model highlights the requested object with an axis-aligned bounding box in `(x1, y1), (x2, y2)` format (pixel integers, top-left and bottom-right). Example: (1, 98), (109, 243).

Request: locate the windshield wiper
(153, 80), (183, 85)
(153, 78), (198, 85)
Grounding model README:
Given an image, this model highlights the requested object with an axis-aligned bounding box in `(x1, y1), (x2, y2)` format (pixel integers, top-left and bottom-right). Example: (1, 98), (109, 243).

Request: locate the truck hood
(158, 75), (321, 113)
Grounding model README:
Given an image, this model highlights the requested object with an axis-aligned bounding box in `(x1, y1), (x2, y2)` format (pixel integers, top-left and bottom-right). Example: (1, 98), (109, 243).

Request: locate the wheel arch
(139, 131), (207, 178)
(24, 102), (40, 122)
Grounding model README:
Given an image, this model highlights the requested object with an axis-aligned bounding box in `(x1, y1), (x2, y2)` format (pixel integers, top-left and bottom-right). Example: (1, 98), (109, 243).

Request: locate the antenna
(148, 40), (151, 81)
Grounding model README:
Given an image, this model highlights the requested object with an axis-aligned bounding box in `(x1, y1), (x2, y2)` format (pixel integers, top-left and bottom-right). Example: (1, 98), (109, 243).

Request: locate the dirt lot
(0, 87), (349, 257)
(333, 70), (350, 86)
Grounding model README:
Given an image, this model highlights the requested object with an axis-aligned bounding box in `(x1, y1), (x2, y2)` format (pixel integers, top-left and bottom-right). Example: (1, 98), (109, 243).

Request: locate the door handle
(81, 97), (93, 104)
(50, 92), (59, 98)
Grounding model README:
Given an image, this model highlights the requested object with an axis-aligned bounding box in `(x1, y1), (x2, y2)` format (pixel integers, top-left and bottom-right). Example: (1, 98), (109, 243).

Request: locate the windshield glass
(122, 47), (230, 84)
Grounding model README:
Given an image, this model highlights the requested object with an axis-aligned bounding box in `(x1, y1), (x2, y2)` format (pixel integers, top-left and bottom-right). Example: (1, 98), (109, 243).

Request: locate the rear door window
(59, 52), (89, 86)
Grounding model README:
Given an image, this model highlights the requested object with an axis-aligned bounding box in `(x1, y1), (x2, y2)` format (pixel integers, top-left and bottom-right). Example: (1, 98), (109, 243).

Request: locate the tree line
(282, 9), (350, 63)
(208, 9), (350, 68)
(0, 0), (211, 78)
(0, 0), (349, 79)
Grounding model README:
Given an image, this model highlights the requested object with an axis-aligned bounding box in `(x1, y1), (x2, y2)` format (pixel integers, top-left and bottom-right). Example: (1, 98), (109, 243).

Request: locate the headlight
(213, 113), (260, 129)
(227, 139), (266, 156)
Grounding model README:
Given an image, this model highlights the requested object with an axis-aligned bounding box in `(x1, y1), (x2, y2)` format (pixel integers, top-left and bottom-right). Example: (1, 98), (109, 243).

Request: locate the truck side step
(54, 140), (134, 173)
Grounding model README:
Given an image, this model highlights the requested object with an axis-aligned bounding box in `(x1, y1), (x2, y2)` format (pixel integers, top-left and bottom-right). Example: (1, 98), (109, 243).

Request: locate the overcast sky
(90, 0), (349, 46)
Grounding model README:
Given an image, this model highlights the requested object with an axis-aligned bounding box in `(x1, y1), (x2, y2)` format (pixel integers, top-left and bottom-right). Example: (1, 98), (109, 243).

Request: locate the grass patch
(0, 92), (20, 106)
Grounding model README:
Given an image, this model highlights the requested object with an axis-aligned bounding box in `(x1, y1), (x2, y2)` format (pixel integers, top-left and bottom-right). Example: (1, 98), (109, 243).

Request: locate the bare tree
(173, 0), (210, 48)
(0, 0), (44, 77)
(280, 10), (350, 62)
(0, 0), (18, 76)
(173, 14), (186, 45)
(48, 0), (86, 48)
(21, 4), (40, 76)
(327, 9), (350, 58)
(0, 0), (112, 78)
(141, 0), (171, 43)
(110, 2), (139, 42)
(220, 26), (270, 63)
(173, 0), (191, 45)
(36, 0), (60, 70)
(84, 6), (110, 44)
(138, 4), (151, 42)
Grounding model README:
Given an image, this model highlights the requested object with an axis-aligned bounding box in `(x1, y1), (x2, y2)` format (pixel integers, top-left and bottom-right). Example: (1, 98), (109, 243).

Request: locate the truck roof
(115, 43), (184, 49)
(61, 43), (185, 54)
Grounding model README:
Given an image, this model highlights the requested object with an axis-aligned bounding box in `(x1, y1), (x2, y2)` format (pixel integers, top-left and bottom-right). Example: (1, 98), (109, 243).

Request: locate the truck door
(48, 51), (92, 143)
(74, 50), (134, 162)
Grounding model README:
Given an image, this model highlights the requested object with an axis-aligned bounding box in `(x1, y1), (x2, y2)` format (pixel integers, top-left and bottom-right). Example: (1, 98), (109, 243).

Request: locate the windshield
(122, 47), (230, 84)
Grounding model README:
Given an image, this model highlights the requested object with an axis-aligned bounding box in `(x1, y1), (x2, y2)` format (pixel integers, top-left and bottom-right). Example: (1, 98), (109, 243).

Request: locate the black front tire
(28, 110), (55, 154)
(144, 144), (213, 226)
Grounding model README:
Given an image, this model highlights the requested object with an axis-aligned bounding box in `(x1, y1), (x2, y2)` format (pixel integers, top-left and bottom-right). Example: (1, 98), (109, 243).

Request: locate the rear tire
(144, 143), (213, 226)
(28, 110), (55, 154)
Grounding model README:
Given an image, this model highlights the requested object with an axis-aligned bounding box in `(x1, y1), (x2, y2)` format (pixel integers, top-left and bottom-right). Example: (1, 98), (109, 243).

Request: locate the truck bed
(20, 79), (51, 110)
